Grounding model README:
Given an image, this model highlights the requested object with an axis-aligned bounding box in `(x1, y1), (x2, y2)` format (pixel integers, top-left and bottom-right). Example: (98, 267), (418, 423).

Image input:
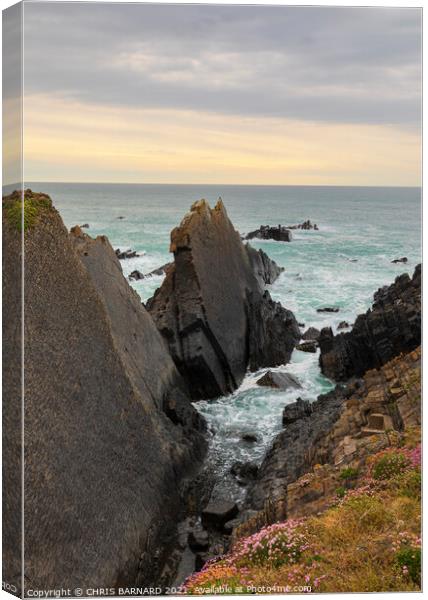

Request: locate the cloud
(23, 4), (421, 126)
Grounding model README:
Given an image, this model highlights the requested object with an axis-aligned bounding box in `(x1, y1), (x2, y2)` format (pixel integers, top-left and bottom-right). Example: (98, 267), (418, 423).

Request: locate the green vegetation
(3, 192), (52, 232)
(184, 433), (421, 594)
(339, 466), (359, 480)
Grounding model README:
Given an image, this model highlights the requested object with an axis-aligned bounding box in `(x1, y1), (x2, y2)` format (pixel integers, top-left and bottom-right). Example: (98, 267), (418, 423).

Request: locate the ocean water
(25, 182), (421, 498)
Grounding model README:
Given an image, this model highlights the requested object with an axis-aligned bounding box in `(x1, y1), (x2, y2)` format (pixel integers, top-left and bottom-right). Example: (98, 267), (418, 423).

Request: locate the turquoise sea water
(25, 182), (421, 496)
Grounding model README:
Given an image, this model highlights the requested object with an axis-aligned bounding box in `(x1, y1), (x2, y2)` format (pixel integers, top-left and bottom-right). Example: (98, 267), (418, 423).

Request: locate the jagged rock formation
(286, 220), (319, 230)
(319, 265), (421, 381)
(236, 347), (421, 539)
(245, 224), (292, 242)
(3, 192), (206, 594)
(147, 200), (300, 400)
(245, 245), (283, 286)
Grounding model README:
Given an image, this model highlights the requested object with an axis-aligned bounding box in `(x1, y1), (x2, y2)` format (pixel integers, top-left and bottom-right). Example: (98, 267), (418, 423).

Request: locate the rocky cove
(3, 190), (421, 595)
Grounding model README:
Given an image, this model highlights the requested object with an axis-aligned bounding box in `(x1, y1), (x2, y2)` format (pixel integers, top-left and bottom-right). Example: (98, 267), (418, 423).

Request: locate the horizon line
(5, 180), (422, 190)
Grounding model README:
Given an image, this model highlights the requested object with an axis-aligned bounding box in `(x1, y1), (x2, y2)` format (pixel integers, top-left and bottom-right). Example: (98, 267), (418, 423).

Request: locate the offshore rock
(3, 192), (206, 594)
(147, 200), (300, 400)
(319, 265), (421, 381)
(301, 326), (321, 341)
(296, 341), (317, 353)
(256, 371), (302, 391)
(245, 224), (292, 242)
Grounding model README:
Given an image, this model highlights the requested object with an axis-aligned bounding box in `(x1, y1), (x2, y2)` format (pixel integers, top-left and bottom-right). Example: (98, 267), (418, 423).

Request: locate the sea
(23, 182), (422, 499)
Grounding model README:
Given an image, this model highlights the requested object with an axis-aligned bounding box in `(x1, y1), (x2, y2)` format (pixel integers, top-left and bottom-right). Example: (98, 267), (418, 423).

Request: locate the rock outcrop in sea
(245, 224), (292, 242)
(3, 191), (206, 594)
(319, 265), (421, 381)
(147, 199), (300, 400)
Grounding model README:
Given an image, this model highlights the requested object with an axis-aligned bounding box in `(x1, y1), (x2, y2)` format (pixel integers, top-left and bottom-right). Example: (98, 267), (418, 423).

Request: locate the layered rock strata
(4, 191), (206, 594)
(147, 200), (300, 400)
(236, 347), (421, 540)
(319, 265), (421, 381)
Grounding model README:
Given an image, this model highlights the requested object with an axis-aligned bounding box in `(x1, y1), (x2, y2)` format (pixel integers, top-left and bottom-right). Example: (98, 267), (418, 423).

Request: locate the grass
(184, 432), (421, 594)
(3, 191), (52, 232)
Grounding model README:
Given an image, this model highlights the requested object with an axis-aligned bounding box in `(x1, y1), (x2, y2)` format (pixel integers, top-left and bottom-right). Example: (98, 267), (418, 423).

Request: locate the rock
(241, 432), (259, 443)
(319, 265), (421, 381)
(201, 500), (239, 530)
(147, 262), (173, 277)
(282, 398), (313, 425)
(3, 191), (207, 592)
(129, 269), (144, 280)
(245, 224), (292, 242)
(245, 244), (284, 286)
(115, 248), (140, 259)
(117, 216), (125, 219)
(317, 307), (340, 313)
(188, 528), (209, 552)
(287, 220), (319, 231)
(147, 200), (300, 400)
(296, 341), (317, 353)
(298, 322), (305, 328)
(245, 387), (346, 511)
(223, 518), (243, 535)
(391, 257), (408, 264)
(256, 370), (302, 390)
(80, 223), (89, 228)
(230, 461), (259, 483)
(337, 321), (350, 330)
(302, 326), (321, 341)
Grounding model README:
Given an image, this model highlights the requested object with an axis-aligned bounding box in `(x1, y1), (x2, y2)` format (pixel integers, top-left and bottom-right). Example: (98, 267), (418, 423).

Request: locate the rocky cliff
(319, 265), (421, 381)
(238, 346), (421, 538)
(3, 191), (206, 594)
(147, 200), (300, 400)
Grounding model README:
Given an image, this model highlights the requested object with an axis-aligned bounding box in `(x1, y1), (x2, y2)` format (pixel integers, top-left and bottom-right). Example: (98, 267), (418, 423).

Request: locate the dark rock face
(147, 200), (300, 400)
(282, 398), (313, 425)
(319, 265), (421, 381)
(256, 371), (301, 391)
(4, 193), (206, 593)
(245, 388), (347, 511)
(245, 224), (292, 242)
(302, 326), (321, 341)
(245, 245), (284, 286)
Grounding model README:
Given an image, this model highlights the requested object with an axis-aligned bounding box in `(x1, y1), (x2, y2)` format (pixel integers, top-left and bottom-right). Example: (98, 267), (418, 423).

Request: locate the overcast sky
(21, 3), (422, 185)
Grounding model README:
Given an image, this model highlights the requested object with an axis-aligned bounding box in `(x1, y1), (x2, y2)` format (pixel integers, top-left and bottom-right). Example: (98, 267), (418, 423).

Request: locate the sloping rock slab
(4, 193), (206, 593)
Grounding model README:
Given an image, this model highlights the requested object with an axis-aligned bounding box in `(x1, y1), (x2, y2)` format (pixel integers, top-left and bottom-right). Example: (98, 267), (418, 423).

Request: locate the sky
(18, 2), (422, 185)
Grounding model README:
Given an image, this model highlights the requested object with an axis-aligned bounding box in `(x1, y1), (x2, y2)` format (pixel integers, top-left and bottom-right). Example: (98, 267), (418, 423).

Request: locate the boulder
(241, 432), (259, 443)
(391, 257), (408, 264)
(282, 398), (313, 425)
(147, 200), (300, 400)
(129, 269), (144, 280)
(296, 341), (317, 353)
(245, 224), (292, 242)
(3, 191), (206, 593)
(201, 501), (239, 530)
(256, 371), (302, 391)
(319, 265), (421, 381)
(302, 326), (321, 341)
